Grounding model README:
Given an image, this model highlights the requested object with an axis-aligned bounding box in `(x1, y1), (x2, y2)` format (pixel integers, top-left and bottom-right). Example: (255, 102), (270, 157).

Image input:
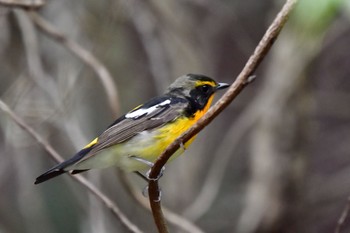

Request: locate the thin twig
(335, 197), (350, 233)
(0, 0), (44, 9)
(14, 9), (62, 108)
(27, 11), (120, 117)
(0, 99), (143, 233)
(124, 0), (171, 94)
(147, 0), (298, 232)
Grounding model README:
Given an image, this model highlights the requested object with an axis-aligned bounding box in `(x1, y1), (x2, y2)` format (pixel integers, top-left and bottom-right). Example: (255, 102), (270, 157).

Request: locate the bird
(35, 74), (229, 184)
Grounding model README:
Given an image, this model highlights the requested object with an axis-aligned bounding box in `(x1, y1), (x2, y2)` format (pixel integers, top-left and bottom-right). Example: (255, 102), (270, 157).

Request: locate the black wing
(82, 96), (188, 160)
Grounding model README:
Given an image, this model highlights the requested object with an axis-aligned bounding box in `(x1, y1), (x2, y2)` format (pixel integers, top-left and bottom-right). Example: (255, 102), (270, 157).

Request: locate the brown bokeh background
(0, 0), (350, 232)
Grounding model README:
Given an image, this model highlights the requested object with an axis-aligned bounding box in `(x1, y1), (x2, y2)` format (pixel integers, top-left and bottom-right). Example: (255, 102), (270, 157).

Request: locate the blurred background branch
(0, 0), (350, 232)
(0, 0), (44, 9)
(28, 11), (120, 117)
(0, 99), (143, 233)
(335, 197), (350, 233)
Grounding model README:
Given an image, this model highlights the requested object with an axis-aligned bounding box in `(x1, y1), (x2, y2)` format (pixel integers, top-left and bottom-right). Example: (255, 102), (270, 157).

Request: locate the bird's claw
(146, 166), (165, 181)
(142, 185), (162, 201)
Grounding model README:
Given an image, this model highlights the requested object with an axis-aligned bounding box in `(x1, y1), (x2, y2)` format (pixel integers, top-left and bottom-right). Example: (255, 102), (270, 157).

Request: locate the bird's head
(165, 74), (229, 110)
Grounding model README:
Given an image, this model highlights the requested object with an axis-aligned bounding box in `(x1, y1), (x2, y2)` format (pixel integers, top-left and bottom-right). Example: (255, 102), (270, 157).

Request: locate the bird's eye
(200, 84), (211, 93)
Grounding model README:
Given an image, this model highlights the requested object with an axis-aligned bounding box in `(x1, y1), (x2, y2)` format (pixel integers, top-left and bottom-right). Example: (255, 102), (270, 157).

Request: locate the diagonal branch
(147, 0), (298, 232)
(0, 99), (143, 233)
(335, 197), (350, 233)
(0, 0), (44, 9)
(27, 11), (120, 117)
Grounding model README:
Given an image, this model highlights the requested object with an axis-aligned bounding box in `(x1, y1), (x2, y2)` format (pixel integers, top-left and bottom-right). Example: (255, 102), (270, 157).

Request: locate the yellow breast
(144, 94), (214, 161)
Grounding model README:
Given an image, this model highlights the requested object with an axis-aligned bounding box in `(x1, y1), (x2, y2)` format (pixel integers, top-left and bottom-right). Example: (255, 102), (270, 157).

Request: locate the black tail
(34, 168), (66, 184)
(34, 167), (89, 184)
(34, 147), (93, 184)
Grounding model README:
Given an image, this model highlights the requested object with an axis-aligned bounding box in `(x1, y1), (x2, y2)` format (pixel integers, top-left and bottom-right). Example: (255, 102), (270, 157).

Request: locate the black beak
(216, 82), (230, 90)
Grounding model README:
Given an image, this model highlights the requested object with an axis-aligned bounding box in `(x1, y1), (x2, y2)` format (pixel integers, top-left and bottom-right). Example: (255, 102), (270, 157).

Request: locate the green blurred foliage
(292, 0), (345, 35)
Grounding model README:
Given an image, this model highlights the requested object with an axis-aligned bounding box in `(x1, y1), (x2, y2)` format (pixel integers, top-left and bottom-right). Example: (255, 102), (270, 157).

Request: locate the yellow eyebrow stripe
(195, 81), (216, 87)
(83, 137), (98, 149)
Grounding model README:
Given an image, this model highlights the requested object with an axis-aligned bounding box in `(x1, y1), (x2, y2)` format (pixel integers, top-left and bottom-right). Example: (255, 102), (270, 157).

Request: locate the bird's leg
(129, 155), (154, 167)
(134, 171), (149, 182)
(129, 155), (165, 181)
(129, 155), (163, 200)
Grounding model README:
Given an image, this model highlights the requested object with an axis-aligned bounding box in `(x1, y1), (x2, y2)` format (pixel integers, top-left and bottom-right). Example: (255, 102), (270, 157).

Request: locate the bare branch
(0, 99), (143, 233)
(124, 0), (171, 94)
(0, 0), (44, 9)
(147, 0), (298, 232)
(27, 11), (120, 117)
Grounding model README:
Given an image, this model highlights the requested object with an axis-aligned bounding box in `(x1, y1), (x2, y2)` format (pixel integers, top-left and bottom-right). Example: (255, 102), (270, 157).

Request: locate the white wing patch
(125, 99), (171, 119)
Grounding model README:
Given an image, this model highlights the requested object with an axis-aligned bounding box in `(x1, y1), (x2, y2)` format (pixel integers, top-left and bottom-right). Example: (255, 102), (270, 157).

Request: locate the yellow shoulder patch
(83, 137), (98, 149)
(131, 104), (143, 111)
